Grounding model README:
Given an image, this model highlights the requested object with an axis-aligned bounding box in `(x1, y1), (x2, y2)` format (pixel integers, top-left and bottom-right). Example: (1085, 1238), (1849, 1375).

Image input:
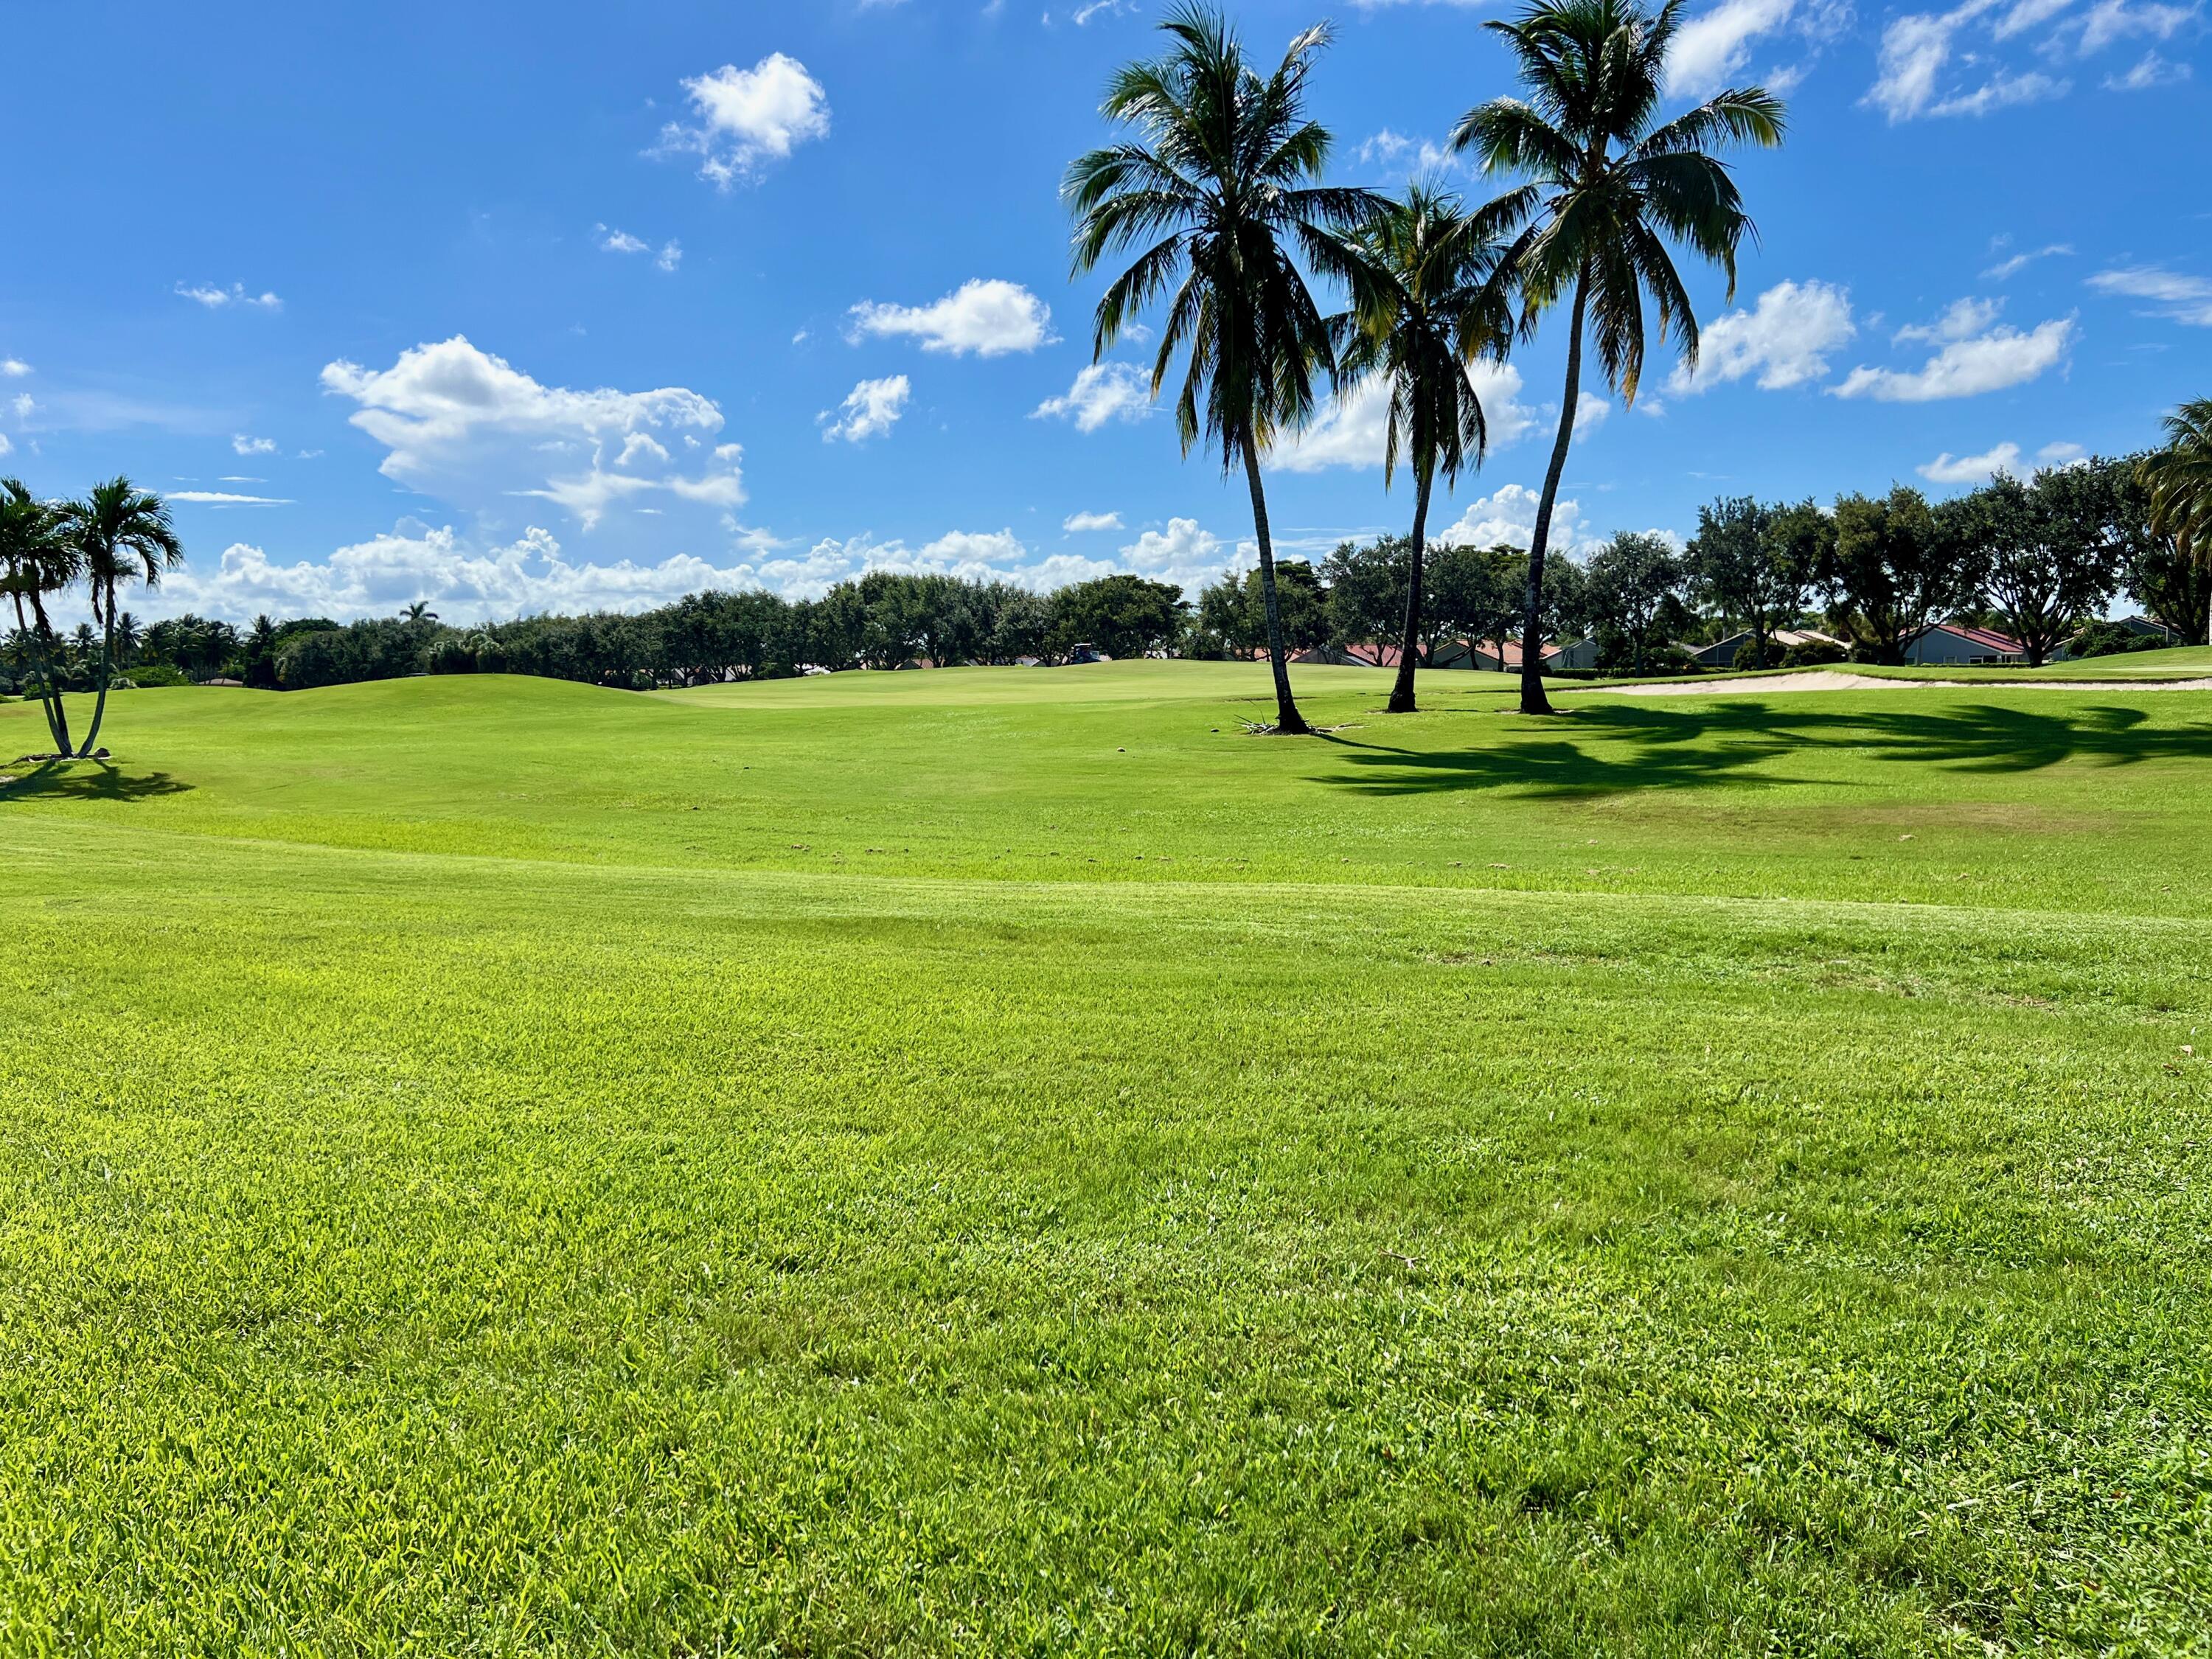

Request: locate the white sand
(1593, 671), (2212, 696)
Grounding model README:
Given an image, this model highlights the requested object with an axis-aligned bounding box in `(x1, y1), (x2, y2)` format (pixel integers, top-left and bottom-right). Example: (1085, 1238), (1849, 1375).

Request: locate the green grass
(4, 664), (2211, 1655)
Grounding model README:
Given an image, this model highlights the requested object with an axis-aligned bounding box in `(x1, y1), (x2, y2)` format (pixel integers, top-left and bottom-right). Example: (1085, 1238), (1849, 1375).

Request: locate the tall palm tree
(1066, 3), (1382, 734)
(1453, 0), (1784, 714)
(2140, 397), (2212, 635)
(1317, 185), (1512, 714)
(0, 478), (80, 754)
(403, 600), (438, 625)
(62, 477), (183, 757)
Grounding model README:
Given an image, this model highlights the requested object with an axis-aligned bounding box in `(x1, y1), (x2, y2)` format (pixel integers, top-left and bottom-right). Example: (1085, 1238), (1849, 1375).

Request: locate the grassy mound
(4, 664), (2210, 1654)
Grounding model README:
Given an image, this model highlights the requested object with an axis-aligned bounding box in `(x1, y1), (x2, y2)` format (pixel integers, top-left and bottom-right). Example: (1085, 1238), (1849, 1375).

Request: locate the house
(1431, 637), (1595, 672)
(1901, 622), (2025, 666)
(1683, 627), (1843, 668)
(1290, 641), (1406, 668)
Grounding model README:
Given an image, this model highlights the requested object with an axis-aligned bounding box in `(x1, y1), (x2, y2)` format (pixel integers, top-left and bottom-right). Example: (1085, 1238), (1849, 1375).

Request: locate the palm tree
(2140, 398), (2212, 636)
(61, 477), (183, 756)
(1317, 186), (1512, 713)
(1066, 3), (1382, 734)
(403, 601), (438, 625)
(113, 610), (142, 668)
(0, 478), (80, 754)
(1453, 0), (1784, 714)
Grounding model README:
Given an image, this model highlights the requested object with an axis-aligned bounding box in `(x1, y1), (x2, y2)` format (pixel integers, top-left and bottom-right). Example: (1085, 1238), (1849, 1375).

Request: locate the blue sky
(1, 0), (2204, 622)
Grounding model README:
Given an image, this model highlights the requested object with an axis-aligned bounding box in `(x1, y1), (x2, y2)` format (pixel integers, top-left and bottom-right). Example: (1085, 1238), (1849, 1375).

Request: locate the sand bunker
(1593, 670), (2212, 696)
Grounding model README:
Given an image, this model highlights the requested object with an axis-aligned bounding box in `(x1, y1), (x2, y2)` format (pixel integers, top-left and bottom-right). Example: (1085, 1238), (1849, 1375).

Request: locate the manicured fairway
(4, 666), (2211, 1655)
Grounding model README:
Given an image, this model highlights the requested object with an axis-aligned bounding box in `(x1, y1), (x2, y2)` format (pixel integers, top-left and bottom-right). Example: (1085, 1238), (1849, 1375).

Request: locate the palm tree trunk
(1388, 469), (1434, 714)
(77, 583), (116, 756)
(10, 593), (66, 754)
(1241, 431), (1310, 735)
(27, 601), (72, 757)
(1519, 271), (1590, 717)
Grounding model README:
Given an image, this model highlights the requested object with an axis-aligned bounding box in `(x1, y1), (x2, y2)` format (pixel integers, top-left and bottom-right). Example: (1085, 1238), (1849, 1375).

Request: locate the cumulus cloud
(1918, 437), (2090, 483)
(849, 279), (1053, 356)
(1119, 517), (1227, 587)
(821, 375), (911, 442)
(1063, 510), (1124, 532)
(595, 225), (649, 254)
(232, 434), (279, 456)
(0, 358), (29, 378)
(1832, 314), (2074, 400)
(1434, 483), (1586, 552)
(1663, 0), (1847, 98)
(1032, 362), (1155, 432)
(1356, 128), (1461, 176)
(1670, 279), (1856, 393)
(2087, 265), (2212, 325)
(176, 281), (282, 310)
(1274, 363), (1531, 473)
(320, 335), (744, 529)
(656, 53), (830, 188)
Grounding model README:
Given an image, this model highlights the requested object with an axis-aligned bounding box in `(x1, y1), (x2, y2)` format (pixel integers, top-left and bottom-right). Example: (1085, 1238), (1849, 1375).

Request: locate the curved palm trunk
(25, 599), (72, 757)
(1241, 431), (1311, 736)
(1387, 469), (1434, 714)
(10, 593), (67, 754)
(76, 586), (116, 756)
(1518, 272), (1590, 717)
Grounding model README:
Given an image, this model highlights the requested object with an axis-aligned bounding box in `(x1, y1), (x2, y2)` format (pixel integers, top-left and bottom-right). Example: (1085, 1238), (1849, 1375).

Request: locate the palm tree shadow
(0, 760), (192, 803)
(1315, 699), (2212, 799)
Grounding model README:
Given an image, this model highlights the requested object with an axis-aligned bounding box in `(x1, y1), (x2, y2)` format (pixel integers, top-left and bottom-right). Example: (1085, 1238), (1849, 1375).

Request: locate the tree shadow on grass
(0, 761), (193, 804)
(1315, 700), (2212, 800)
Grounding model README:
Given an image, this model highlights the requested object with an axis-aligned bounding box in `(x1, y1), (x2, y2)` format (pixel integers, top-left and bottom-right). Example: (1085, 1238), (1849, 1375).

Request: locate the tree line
(7, 447), (2190, 712)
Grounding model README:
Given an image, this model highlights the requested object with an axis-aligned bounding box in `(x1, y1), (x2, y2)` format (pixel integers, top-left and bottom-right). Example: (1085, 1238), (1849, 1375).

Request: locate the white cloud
(2085, 265), (2212, 324)
(655, 240), (682, 273)
(320, 335), (745, 529)
(1666, 0), (1795, 97)
(10, 393), (35, 422)
(1356, 128), (1460, 175)
(849, 279), (1053, 356)
(168, 490), (294, 505)
(1832, 315), (2074, 400)
(821, 375), (911, 442)
(657, 54), (830, 189)
(1274, 363), (1531, 473)
(0, 358), (28, 378)
(176, 281), (282, 310)
(1032, 362), (1155, 432)
(1672, 279), (1856, 393)
(1119, 517), (1225, 587)
(1865, 2), (2073, 119)
(1893, 296), (2004, 343)
(1919, 437), (2090, 482)
(1573, 392), (1610, 436)
(232, 434), (279, 456)
(2077, 0), (2198, 53)
(1983, 241), (2073, 279)
(1664, 0), (1854, 97)
(0, 434), (11, 457)
(1918, 442), (2023, 482)
(1436, 482), (1585, 552)
(595, 224), (649, 254)
(1063, 510), (1124, 532)
(2104, 48), (2194, 86)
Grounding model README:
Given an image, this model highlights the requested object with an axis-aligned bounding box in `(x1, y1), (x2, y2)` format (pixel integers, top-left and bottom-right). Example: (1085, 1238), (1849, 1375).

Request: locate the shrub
(1781, 639), (1848, 669)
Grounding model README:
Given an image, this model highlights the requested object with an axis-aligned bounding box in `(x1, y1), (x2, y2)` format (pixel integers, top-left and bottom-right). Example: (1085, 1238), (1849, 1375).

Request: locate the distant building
(1901, 623), (2025, 666)
(1683, 627), (1843, 668)
(1433, 637), (1595, 672)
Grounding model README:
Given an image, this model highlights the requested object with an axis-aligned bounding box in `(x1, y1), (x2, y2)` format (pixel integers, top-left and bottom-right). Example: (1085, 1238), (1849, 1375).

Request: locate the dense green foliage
(6, 664), (2212, 1652)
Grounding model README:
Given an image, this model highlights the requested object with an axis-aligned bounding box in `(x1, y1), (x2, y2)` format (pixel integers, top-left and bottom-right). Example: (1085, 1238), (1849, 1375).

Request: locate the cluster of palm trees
(0, 476), (182, 758)
(1068, 0), (1785, 729)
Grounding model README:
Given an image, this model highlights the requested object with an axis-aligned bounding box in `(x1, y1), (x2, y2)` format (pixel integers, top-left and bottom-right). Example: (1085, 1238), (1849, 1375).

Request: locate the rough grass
(3, 664), (2211, 1657)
